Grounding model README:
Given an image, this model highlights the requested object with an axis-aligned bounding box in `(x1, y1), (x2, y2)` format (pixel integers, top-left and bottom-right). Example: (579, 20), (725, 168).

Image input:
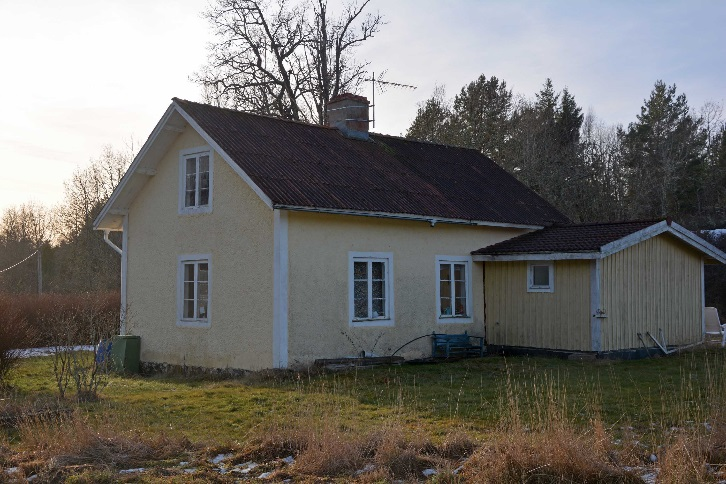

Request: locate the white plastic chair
(705, 307), (726, 347)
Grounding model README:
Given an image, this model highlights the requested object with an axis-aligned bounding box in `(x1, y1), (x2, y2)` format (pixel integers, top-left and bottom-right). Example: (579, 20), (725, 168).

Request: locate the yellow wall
(286, 212), (525, 363)
(126, 127), (275, 370)
(600, 234), (702, 351)
(484, 260), (592, 351)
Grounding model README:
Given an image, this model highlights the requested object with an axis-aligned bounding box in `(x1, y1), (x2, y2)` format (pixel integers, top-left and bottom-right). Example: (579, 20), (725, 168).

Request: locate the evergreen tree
(448, 75), (513, 160)
(405, 86), (452, 144)
(621, 81), (706, 220)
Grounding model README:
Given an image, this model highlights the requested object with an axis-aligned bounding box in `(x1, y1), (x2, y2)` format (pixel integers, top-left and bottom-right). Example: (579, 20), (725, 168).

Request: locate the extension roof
(95, 98), (569, 231)
(472, 219), (726, 263)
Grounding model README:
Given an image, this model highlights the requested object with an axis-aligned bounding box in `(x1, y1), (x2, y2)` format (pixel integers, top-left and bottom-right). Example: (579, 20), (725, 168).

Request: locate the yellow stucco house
(94, 94), (726, 371)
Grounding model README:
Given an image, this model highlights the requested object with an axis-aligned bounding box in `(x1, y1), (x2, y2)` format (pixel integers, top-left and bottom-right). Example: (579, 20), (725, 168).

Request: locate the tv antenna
(366, 71), (417, 129)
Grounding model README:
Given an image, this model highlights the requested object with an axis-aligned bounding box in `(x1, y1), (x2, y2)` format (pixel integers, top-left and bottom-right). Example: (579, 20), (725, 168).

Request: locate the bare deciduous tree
(194, 0), (383, 124)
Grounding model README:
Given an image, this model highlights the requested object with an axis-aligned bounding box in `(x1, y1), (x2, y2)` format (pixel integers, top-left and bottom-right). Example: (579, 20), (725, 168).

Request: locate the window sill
(437, 316), (472, 324)
(350, 318), (394, 328)
(179, 206), (212, 215)
(176, 319), (211, 328)
(527, 287), (554, 293)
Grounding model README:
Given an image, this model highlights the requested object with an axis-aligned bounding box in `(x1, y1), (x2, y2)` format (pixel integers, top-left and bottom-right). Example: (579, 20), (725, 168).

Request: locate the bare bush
(0, 295), (36, 389)
(43, 293), (119, 401)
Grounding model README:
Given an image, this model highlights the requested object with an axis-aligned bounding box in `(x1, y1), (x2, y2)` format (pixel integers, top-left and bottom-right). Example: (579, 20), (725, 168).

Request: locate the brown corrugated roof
(472, 220), (662, 255)
(174, 98), (570, 227)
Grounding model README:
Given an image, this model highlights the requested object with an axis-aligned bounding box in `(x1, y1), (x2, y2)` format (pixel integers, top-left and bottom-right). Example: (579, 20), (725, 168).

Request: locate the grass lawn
(3, 348), (726, 481)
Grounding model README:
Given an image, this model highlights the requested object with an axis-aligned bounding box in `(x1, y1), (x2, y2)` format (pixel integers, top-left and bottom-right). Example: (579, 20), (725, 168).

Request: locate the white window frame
(527, 261), (554, 293)
(178, 146), (213, 214)
(177, 254), (212, 328)
(348, 252), (394, 327)
(435, 255), (473, 323)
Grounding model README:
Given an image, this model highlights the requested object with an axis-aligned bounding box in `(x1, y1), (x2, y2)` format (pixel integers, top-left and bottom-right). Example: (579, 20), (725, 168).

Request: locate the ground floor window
(527, 261), (554, 293)
(177, 255), (211, 327)
(349, 252), (394, 326)
(436, 256), (472, 322)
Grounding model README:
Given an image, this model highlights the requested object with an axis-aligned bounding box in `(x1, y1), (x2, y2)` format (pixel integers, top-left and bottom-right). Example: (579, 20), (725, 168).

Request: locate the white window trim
(178, 146), (213, 214)
(435, 255), (473, 323)
(177, 254), (212, 328)
(528, 261), (554, 293)
(348, 251), (394, 327)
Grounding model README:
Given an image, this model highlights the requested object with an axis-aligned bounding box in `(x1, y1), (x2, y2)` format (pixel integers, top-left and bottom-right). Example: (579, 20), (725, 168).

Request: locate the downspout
(102, 217), (128, 335)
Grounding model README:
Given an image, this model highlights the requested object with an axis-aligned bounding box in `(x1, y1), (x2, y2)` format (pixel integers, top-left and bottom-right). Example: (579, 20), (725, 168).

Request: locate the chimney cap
(329, 93), (369, 105)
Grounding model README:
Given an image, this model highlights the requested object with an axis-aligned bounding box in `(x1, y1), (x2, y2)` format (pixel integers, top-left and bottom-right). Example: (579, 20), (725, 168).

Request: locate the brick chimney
(327, 93), (370, 139)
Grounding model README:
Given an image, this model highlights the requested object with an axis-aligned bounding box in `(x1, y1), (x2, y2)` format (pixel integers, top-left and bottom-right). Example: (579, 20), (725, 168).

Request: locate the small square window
(528, 261), (554, 293)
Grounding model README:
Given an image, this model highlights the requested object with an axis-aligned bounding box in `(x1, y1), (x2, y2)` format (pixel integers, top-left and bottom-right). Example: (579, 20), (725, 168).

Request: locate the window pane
(186, 158), (197, 177)
(184, 280), (195, 300)
(440, 263), (451, 281)
(185, 189), (196, 207)
(371, 261), (384, 280)
(455, 280), (466, 299)
(199, 155), (209, 179)
(440, 280), (451, 300)
(372, 298), (384, 318)
(198, 263), (208, 282)
(183, 300), (194, 319)
(354, 261), (367, 280)
(454, 264), (466, 281)
(354, 298), (367, 319)
(455, 297), (467, 316)
(440, 297), (452, 316)
(372, 280), (385, 299)
(184, 263), (195, 282)
(198, 281), (208, 301)
(197, 299), (208, 319)
(533, 266), (550, 286)
(354, 280), (368, 318)
(200, 188), (209, 206)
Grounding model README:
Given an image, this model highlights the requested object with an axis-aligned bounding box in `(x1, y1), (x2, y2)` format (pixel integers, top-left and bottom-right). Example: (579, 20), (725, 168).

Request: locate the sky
(1, 0), (724, 216)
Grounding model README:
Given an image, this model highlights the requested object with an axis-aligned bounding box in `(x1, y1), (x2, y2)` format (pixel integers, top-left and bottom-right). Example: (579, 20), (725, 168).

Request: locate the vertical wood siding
(600, 234), (702, 351)
(485, 260), (591, 351)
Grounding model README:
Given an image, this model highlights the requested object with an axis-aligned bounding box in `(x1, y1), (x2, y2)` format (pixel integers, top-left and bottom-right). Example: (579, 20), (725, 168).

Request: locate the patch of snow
(453, 465), (464, 474)
(282, 455), (294, 464)
(355, 464), (376, 475)
(233, 462), (258, 474)
(177, 461), (189, 466)
(16, 346), (95, 358)
(119, 468), (145, 474)
(422, 468), (437, 477)
(27, 475), (38, 482)
(641, 471), (658, 484)
(183, 468), (197, 474)
(258, 471), (274, 479)
(4, 467), (19, 474)
(649, 454), (657, 463)
(209, 453), (233, 464)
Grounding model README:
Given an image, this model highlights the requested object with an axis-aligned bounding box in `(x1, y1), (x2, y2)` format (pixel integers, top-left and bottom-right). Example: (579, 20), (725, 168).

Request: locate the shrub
(0, 295), (36, 389)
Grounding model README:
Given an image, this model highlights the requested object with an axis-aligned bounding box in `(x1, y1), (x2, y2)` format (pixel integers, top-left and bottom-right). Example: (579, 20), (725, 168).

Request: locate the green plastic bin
(111, 335), (141, 374)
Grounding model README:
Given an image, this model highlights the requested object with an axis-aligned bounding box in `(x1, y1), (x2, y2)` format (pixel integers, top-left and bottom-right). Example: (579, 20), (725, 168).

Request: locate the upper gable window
(179, 147), (213, 214)
(528, 261), (554, 293)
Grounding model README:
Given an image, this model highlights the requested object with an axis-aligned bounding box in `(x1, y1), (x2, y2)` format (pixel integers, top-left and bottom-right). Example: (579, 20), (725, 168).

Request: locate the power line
(0, 249), (39, 274)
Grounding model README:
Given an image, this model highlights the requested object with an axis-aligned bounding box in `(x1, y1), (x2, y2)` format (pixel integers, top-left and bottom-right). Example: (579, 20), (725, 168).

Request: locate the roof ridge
(172, 97), (340, 131)
(550, 218), (664, 228)
(372, 132), (487, 153)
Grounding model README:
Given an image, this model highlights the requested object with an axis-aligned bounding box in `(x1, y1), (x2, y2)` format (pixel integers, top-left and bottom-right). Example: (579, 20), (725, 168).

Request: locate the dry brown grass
(10, 409), (196, 480)
(461, 426), (642, 484)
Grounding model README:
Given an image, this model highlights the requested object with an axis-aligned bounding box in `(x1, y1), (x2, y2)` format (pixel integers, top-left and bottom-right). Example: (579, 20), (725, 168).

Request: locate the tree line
(407, 76), (726, 229)
(0, 146), (131, 294)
